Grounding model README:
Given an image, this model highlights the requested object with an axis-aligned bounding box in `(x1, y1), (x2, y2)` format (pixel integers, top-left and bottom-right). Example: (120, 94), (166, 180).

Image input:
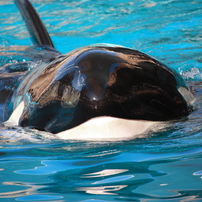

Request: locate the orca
(4, 0), (194, 140)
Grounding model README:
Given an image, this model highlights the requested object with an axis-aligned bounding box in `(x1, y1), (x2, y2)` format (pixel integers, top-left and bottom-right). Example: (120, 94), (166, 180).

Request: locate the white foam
(182, 67), (202, 80)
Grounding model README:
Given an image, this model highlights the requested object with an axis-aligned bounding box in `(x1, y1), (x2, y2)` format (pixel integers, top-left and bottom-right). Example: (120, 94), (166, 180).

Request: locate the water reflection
(93, 175), (134, 185)
(0, 181), (64, 201)
(81, 169), (128, 178)
(0, 147), (202, 201)
(0, 181), (42, 198)
(35, 149), (202, 200)
(76, 185), (127, 195)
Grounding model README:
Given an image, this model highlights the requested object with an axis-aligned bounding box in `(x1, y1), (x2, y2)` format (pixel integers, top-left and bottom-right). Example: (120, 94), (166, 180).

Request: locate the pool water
(0, 0), (202, 201)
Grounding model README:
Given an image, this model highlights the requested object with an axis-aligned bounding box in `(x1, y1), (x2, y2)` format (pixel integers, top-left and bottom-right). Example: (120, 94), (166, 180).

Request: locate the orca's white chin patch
(55, 117), (160, 141)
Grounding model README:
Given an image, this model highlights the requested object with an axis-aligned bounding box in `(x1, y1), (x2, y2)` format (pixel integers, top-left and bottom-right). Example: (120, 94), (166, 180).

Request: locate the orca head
(8, 0), (194, 139)
(7, 46), (194, 134)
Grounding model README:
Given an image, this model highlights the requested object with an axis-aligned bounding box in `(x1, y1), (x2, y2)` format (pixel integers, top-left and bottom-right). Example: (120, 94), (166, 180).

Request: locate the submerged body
(4, 0), (194, 140)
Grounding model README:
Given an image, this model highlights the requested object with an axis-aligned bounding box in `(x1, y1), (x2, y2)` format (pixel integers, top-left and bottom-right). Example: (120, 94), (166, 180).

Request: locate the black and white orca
(5, 0), (194, 140)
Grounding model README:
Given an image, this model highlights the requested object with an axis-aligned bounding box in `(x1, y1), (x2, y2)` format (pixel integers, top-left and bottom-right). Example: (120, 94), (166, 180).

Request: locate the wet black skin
(6, 0), (193, 134)
(12, 46), (192, 133)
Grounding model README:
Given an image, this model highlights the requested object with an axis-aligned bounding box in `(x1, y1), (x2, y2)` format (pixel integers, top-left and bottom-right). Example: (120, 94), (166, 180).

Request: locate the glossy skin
(10, 45), (192, 133)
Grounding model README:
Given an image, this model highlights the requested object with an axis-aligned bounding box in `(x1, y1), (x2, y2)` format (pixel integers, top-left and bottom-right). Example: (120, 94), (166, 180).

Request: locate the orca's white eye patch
(4, 101), (25, 126)
(178, 87), (195, 105)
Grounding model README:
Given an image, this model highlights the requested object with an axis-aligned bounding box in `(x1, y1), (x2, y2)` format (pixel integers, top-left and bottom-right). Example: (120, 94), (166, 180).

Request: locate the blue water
(0, 0), (202, 201)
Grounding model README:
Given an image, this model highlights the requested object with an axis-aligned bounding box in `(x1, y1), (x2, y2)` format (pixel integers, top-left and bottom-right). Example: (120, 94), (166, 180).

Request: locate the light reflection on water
(0, 148), (202, 201)
(0, 0), (202, 201)
(0, 146), (201, 200)
(0, 181), (42, 199)
(81, 169), (128, 178)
